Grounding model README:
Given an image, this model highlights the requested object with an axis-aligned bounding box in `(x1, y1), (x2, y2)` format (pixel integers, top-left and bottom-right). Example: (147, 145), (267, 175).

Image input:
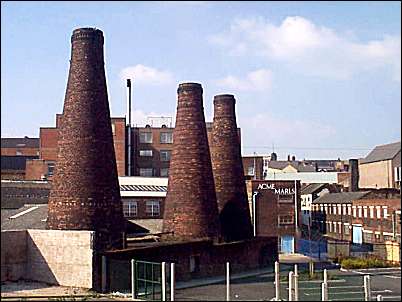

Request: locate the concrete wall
(1, 230), (27, 281)
(1, 229), (95, 288)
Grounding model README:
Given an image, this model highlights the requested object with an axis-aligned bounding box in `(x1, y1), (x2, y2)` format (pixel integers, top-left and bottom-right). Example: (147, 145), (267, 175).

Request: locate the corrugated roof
(1, 155), (39, 170)
(361, 141), (401, 164)
(313, 191), (370, 204)
(268, 161), (316, 172)
(1, 137), (40, 148)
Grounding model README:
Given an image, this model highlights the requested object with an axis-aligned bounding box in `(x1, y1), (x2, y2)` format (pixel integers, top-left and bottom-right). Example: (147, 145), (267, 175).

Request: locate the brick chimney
(47, 28), (125, 250)
(210, 94), (253, 242)
(349, 158), (359, 192)
(162, 83), (221, 242)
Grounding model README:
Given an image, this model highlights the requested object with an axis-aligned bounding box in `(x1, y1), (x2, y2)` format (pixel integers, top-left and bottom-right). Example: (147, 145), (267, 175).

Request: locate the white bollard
(170, 263), (175, 301)
(323, 269), (328, 284)
(294, 268), (299, 301)
(162, 262), (166, 301)
(275, 261), (280, 301)
(131, 259), (135, 300)
(321, 282), (328, 301)
(226, 262), (230, 301)
(364, 275), (371, 301)
(289, 271), (294, 301)
(377, 294), (383, 301)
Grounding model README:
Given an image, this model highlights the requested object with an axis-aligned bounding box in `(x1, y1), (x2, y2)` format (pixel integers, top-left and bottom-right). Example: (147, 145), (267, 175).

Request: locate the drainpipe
(252, 191), (259, 236)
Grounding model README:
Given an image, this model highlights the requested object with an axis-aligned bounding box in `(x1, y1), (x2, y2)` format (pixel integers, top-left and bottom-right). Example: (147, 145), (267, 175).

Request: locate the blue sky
(2, 1), (401, 160)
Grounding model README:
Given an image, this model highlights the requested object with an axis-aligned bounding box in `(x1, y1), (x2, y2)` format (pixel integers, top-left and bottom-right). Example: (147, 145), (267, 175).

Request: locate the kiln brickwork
(210, 94), (253, 242)
(47, 28), (125, 250)
(162, 83), (221, 242)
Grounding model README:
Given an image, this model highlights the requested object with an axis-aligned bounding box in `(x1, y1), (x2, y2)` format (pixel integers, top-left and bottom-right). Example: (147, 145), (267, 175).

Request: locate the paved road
(175, 267), (401, 301)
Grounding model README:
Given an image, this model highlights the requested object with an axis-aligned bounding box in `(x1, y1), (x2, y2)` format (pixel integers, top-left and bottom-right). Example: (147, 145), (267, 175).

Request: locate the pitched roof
(313, 191), (370, 204)
(1, 137), (39, 148)
(1, 155), (39, 171)
(361, 141), (401, 164)
(301, 183), (327, 195)
(268, 161), (316, 172)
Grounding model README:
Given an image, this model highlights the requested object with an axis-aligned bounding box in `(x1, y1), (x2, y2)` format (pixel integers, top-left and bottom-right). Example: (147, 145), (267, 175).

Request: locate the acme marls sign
(256, 183), (295, 195)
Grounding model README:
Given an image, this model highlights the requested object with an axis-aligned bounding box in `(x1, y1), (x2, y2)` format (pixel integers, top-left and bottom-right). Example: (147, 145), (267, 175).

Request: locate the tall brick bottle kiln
(210, 94), (253, 241)
(162, 83), (221, 241)
(47, 28), (125, 250)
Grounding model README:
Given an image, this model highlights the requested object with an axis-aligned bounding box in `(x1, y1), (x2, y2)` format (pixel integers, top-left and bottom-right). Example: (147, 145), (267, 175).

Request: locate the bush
(340, 256), (395, 269)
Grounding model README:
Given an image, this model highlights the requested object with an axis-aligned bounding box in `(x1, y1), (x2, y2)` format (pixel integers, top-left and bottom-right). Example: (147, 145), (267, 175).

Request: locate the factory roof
(1, 137), (40, 149)
(301, 183), (327, 195)
(313, 191), (370, 204)
(361, 141), (401, 164)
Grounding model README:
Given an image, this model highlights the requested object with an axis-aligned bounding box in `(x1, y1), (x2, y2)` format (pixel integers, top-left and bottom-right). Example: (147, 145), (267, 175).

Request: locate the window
(248, 166), (255, 176)
(16, 151), (22, 155)
(146, 201), (160, 217)
(160, 132), (173, 144)
(377, 207), (381, 218)
(328, 206), (332, 214)
(348, 205), (352, 215)
(278, 215), (294, 225)
(140, 168), (154, 177)
(189, 255), (200, 273)
(140, 150), (153, 157)
(47, 162), (55, 176)
(344, 224), (350, 235)
(353, 206), (357, 217)
(329, 222), (332, 232)
(324, 205), (328, 214)
(364, 232), (373, 243)
(333, 222), (337, 233)
(333, 205), (337, 215)
(383, 207), (388, 218)
(343, 205), (346, 215)
(160, 150), (171, 162)
(363, 207), (368, 218)
(358, 207), (362, 217)
(160, 168), (169, 177)
(263, 159), (269, 167)
(123, 200), (138, 217)
(140, 132), (153, 143)
(320, 205), (324, 212)
(338, 205), (341, 215)
(370, 207), (374, 218)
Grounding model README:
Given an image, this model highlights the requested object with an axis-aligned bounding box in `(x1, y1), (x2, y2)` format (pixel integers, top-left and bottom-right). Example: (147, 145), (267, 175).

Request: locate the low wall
(327, 240), (350, 259)
(104, 236), (278, 292)
(372, 241), (400, 263)
(1, 230), (27, 281)
(1, 229), (95, 288)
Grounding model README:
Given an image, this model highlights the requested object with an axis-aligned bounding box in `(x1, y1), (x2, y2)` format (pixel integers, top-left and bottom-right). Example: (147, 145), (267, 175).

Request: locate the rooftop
(313, 191), (371, 204)
(360, 141), (401, 164)
(1, 137), (40, 149)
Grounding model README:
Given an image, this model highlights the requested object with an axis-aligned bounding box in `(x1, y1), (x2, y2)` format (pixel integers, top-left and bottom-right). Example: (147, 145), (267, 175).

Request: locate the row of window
(140, 132), (173, 144)
(139, 168), (169, 177)
(139, 150), (171, 161)
(313, 204), (389, 219)
(123, 200), (160, 217)
(278, 215), (294, 225)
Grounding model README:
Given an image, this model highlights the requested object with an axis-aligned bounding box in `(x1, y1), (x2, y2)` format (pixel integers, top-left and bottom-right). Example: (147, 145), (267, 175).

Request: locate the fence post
(377, 294), (383, 301)
(275, 261), (280, 301)
(170, 263), (175, 301)
(294, 265), (299, 301)
(323, 269), (328, 284)
(288, 271), (294, 301)
(226, 262), (230, 301)
(321, 282), (328, 301)
(162, 262), (166, 301)
(131, 259), (135, 300)
(364, 275), (371, 301)
(309, 260), (314, 278)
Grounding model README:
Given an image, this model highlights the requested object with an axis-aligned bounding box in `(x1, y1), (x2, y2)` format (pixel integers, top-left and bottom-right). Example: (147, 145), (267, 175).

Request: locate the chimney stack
(47, 28), (125, 250)
(210, 94), (253, 241)
(162, 83), (221, 242)
(349, 158), (359, 192)
(287, 155), (291, 161)
(291, 155), (296, 161)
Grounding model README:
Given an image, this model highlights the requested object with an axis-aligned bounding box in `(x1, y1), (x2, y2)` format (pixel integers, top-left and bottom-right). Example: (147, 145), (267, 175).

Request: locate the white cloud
(130, 109), (175, 127)
(216, 69), (273, 91)
(209, 16), (401, 81)
(120, 64), (174, 86)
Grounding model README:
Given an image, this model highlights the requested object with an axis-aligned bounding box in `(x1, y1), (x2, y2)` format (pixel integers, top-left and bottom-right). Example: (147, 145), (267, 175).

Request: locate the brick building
(1, 137), (39, 157)
(247, 180), (301, 254)
(1, 156), (39, 180)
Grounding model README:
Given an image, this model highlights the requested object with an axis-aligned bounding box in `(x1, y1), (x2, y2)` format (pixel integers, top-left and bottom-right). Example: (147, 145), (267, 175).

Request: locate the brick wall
(1, 230), (27, 282)
(25, 159), (49, 180)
